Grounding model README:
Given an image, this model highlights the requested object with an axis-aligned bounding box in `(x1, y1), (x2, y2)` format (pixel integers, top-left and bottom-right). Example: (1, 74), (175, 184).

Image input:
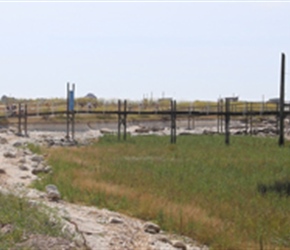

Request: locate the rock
(1, 224), (14, 235)
(109, 217), (124, 224)
(135, 127), (150, 133)
(100, 128), (114, 134)
(0, 169), (6, 174)
(143, 222), (160, 234)
(13, 141), (23, 147)
(0, 137), (8, 144)
(44, 165), (52, 173)
(172, 241), (187, 250)
(31, 155), (44, 163)
(4, 151), (16, 158)
(18, 157), (26, 164)
(45, 184), (61, 201)
(157, 235), (171, 244)
(19, 165), (29, 171)
(32, 165), (46, 175)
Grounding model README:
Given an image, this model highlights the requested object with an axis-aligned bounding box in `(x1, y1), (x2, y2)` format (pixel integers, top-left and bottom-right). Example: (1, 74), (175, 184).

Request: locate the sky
(0, 1), (290, 102)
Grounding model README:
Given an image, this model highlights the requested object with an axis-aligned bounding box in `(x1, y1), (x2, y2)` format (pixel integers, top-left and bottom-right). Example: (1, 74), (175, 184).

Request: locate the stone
(18, 157), (26, 164)
(4, 151), (16, 158)
(0, 169), (6, 174)
(31, 155), (44, 163)
(31, 164), (47, 175)
(13, 141), (23, 147)
(143, 222), (160, 234)
(0, 137), (8, 144)
(100, 128), (114, 134)
(109, 217), (124, 224)
(44, 165), (52, 173)
(157, 235), (171, 244)
(172, 241), (187, 250)
(19, 165), (29, 171)
(45, 184), (61, 201)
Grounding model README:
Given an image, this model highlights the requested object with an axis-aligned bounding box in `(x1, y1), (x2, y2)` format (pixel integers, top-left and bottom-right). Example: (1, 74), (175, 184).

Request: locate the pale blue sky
(0, 1), (290, 101)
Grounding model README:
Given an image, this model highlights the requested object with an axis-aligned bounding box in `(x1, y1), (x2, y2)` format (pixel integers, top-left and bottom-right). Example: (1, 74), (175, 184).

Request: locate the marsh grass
(0, 192), (65, 248)
(33, 134), (290, 250)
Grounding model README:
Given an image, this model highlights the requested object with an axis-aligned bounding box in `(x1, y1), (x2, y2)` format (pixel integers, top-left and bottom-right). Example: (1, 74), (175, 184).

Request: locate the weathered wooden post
(279, 53), (285, 146)
(66, 83), (70, 140)
(118, 100), (121, 141)
(170, 99), (177, 144)
(70, 84), (75, 141)
(224, 97), (238, 145)
(66, 83), (75, 141)
(123, 100), (127, 141)
(225, 98), (230, 145)
(173, 100), (176, 143)
(18, 103), (22, 135)
(245, 102), (248, 135)
(24, 104), (28, 137)
(250, 102), (253, 135)
(220, 99), (224, 133)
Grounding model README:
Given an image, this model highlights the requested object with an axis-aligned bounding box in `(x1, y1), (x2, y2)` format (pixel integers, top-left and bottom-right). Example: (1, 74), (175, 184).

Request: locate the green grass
(0, 192), (66, 248)
(32, 134), (290, 250)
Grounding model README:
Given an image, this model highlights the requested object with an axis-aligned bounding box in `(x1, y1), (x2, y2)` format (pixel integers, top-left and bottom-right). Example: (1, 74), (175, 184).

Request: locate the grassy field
(31, 134), (290, 250)
(0, 192), (67, 248)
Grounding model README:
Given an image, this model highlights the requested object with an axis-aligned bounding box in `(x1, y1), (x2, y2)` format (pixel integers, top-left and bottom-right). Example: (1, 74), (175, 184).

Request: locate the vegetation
(0, 192), (66, 248)
(32, 134), (290, 250)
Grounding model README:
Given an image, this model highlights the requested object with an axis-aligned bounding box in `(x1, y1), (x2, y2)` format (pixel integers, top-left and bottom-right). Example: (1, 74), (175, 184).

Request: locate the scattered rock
(172, 241), (187, 250)
(18, 157), (26, 164)
(1, 224), (14, 235)
(109, 217), (124, 224)
(13, 234), (79, 250)
(31, 155), (44, 163)
(45, 184), (61, 201)
(19, 165), (29, 171)
(143, 222), (160, 234)
(157, 235), (171, 244)
(0, 137), (8, 144)
(3, 151), (16, 158)
(100, 128), (114, 134)
(13, 141), (23, 147)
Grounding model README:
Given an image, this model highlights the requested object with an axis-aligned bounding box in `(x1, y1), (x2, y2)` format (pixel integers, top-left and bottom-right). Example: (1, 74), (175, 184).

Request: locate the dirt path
(0, 127), (207, 250)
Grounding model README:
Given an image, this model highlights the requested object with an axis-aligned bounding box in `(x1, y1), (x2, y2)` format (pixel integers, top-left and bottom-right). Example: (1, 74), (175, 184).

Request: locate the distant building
(268, 98), (280, 103)
(85, 93), (97, 99)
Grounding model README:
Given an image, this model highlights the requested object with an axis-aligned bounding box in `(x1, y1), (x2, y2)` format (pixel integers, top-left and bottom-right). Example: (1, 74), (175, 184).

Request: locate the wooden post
(170, 99), (174, 144)
(220, 100), (224, 133)
(217, 99), (220, 133)
(72, 83), (75, 141)
(188, 106), (191, 130)
(174, 100), (177, 143)
(123, 100), (127, 141)
(118, 100), (121, 141)
(225, 98), (230, 145)
(66, 83), (70, 140)
(245, 102), (248, 135)
(250, 102), (253, 135)
(276, 102), (279, 135)
(192, 105), (195, 130)
(24, 104), (28, 137)
(279, 53), (285, 146)
(18, 103), (21, 135)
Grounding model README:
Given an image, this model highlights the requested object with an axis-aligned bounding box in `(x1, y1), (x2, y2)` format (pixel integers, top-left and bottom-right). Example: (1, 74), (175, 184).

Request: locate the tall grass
(0, 192), (66, 248)
(33, 135), (290, 250)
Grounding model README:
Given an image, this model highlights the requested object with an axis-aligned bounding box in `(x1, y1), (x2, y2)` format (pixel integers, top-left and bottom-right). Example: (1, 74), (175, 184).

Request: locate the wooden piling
(225, 98), (230, 145)
(279, 53), (285, 146)
(18, 103), (21, 135)
(66, 83), (70, 140)
(123, 100), (127, 141)
(24, 104), (28, 137)
(118, 100), (121, 141)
